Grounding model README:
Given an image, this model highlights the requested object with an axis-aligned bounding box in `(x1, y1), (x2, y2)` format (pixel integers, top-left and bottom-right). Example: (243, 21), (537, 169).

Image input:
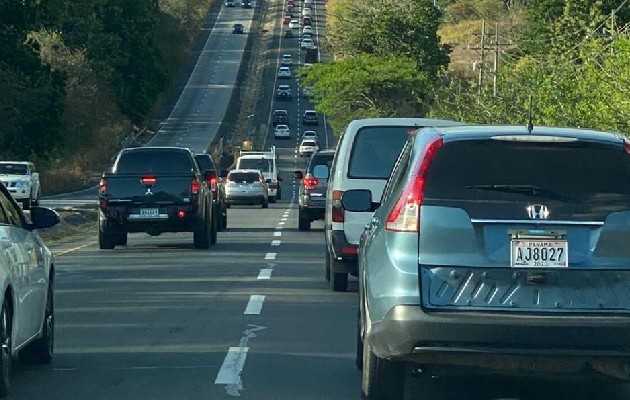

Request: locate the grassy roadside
(37, 209), (98, 247)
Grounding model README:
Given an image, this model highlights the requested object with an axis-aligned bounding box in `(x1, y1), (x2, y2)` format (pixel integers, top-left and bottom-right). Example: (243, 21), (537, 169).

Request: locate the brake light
(625, 139), (630, 155)
(141, 176), (157, 187)
(99, 178), (107, 196)
(209, 177), (218, 195)
(191, 178), (200, 194)
(386, 137), (443, 232)
(303, 176), (318, 190)
(331, 190), (344, 222)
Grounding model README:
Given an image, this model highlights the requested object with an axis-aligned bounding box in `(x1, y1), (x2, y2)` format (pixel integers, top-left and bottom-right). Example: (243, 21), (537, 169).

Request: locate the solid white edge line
(244, 295), (266, 315)
(214, 346), (249, 385)
(265, 252), (277, 259)
(257, 269), (273, 280)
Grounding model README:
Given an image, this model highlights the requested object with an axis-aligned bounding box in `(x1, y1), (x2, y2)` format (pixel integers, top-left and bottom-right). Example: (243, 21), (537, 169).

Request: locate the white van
(236, 146), (282, 202)
(324, 118), (463, 291)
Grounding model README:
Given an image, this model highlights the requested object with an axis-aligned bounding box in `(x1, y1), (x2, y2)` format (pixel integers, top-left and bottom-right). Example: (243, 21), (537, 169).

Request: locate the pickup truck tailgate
(103, 173), (196, 205)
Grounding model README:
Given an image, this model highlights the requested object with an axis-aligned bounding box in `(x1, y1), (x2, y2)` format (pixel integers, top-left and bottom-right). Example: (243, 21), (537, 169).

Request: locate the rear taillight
(99, 178), (107, 196)
(331, 190), (344, 222)
(209, 177), (218, 195)
(303, 176), (318, 190)
(386, 137), (443, 232)
(191, 178), (200, 195)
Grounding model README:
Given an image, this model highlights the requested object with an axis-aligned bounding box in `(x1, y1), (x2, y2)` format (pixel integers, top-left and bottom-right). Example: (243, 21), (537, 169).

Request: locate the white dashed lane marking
(271, 240), (281, 246)
(257, 269), (273, 280)
(265, 252), (277, 260)
(274, 231), (282, 237)
(244, 295), (266, 315)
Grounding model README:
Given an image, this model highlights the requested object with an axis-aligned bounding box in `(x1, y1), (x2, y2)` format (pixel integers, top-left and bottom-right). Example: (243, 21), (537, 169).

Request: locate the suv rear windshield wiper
(464, 184), (574, 202)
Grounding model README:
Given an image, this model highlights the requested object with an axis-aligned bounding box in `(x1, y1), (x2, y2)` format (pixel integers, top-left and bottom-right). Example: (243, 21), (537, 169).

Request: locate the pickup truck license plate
(140, 208), (159, 217)
(511, 240), (568, 268)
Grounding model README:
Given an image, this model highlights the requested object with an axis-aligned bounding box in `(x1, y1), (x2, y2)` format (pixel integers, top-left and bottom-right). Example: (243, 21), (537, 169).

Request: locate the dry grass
(37, 209), (98, 246)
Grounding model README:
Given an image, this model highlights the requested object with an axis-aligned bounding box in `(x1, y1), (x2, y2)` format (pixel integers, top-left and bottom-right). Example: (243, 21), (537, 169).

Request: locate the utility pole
(493, 22), (499, 97)
(478, 20), (486, 96)
(469, 21), (510, 97)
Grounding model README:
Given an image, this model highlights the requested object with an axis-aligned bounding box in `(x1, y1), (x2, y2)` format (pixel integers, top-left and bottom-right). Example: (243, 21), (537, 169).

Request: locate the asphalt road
(18, 0), (630, 399)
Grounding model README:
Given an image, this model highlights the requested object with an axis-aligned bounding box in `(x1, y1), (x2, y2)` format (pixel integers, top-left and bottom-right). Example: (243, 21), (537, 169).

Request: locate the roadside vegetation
(0, 0), (214, 194)
(308, 0), (630, 135)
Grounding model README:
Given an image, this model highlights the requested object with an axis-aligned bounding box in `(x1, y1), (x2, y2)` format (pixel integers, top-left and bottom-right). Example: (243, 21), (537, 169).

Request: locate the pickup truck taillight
(208, 177), (218, 195)
(303, 176), (318, 190)
(99, 178), (107, 196)
(191, 178), (200, 195)
(331, 190), (344, 222)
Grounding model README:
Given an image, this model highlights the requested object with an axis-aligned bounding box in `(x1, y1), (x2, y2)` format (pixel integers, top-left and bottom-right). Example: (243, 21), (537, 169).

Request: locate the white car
(299, 139), (319, 156)
(274, 124), (291, 139)
(0, 184), (59, 396)
(302, 130), (318, 142)
(304, 0), (312, 3)
(302, 86), (312, 98)
(302, 7), (312, 16)
(300, 38), (315, 49)
(289, 19), (300, 29)
(281, 54), (293, 66)
(0, 162), (41, 209)
(277, 66), (292, 79)
(302, 26), (313, 35)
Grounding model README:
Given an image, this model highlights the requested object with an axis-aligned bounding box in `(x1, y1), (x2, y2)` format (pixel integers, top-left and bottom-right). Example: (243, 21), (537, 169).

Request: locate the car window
(0, 164), (29, 175)
(347, 126), (412, 179)
(424, 140), (630, 207)
(308, 154), (333, 173)
(195, 155), (215, 171)
(228, 172), (260, 183)
(238, 158), (272, 172)
(115, 150), (194, 173)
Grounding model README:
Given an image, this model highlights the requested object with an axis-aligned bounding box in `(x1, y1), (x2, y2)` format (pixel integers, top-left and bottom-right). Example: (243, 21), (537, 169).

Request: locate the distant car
(287, 0), (295, 5)
(294, 149), (335, 231)
(302, 26), (313, 35)
(284, 28), (294, 38)
(302, 7), (312, 16)
(272, 109), (289, 126)
(232, 23), (244, 34)
(194, 153), (228, 231)
(276, 84), (292, 100)
(277, 66), (292, 79)
(241, 0), (252, 7)
(302, 16), (312, 26)
(300, 38), (315, 49)
(289, 19), (300, 29)
(0, 182), (59, 397)
(302, 130), (318, 141)
(302, 86), (312, 98)
(299, 139), (319, 157)
(304, 0), (312, 4)
(225, 169), (268, 208)
(304, 2), (312, 8)
(274, 124), (291, 139)
(283, 15), (291, 24)
(281, 54), (293, 66)
(0, 161), (41, 209)
(225, 0), (236, 6)
(302, 109), (319, 125)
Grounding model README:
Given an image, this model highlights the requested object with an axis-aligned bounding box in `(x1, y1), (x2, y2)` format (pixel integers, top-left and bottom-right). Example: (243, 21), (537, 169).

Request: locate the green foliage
(298, 54), (430, 132)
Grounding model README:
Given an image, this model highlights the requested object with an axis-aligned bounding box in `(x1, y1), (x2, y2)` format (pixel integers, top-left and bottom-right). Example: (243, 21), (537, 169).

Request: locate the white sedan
(300, 38), (315, 49)
(289, 19), (300, 29)
(277, 66), (292, 79)
(0, 185), (60, 396)
(274, 124), (291, 139)
(302, 7), (312, 16)
(299, 139), (319, 156)
(302, 26), (313, 35)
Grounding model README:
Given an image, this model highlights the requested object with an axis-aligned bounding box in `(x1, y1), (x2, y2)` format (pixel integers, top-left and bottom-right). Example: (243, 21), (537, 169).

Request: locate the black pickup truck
(98, 147), (217, 249)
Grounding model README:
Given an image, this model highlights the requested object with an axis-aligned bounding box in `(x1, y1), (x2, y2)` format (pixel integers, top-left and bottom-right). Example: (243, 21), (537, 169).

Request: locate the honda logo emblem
(527, 204), (549, 220)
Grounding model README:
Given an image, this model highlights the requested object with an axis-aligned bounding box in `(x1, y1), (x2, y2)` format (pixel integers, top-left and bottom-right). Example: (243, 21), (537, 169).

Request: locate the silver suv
(355, 125), (630, 399)
(295, 150), (334, 231)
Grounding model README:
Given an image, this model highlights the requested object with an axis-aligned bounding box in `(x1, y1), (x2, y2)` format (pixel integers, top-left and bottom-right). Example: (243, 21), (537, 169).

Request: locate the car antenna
(526, 95), (534, 134)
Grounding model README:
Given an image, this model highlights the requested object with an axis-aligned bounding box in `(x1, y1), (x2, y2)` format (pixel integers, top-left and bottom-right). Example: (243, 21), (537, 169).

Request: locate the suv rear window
(238, 158), (272, 172)
(424, 140), (630, 207)
(115, 150), (193, 173)
(309, 153), (333, 172)
(228, 172), (260, 183)
(195, 155), (215, 171)
(347, 126), (412, 179)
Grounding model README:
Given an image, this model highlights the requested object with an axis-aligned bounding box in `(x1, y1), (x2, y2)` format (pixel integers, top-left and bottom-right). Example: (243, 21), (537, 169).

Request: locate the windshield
(0, 164), (28, 175)
(347, 126), (412, 179)
(238, 158), (272, 172)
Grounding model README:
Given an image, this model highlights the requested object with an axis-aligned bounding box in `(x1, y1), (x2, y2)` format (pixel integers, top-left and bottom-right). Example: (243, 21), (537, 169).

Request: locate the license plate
(140, 208), (159, 217)
(511, 240), (568, 268)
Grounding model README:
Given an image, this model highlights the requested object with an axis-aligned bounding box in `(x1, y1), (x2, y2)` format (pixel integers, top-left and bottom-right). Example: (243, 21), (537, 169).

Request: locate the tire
(32, 191), (40, 206)
(193, 212), (211, 249)
(277, 186), (282, 200)
(22, 197), (31, 211)
(262, 199), (269, 209)
(221, 205), (228, 231)
(356, 311), (363, 370)
(298, 209), (311, 231)
(0, 299), (12, 398)
(361, 341), (405, 400)
(325, 252), (330, 281)
(329, 253), (349, 291)
(214, 205), (224, 232)
(20, 285), (53, 365)
(98, 228), (116, 250)
(269, 195), (277, 204)
(117, 231), (128, 246)
(210, 213), (218, 245)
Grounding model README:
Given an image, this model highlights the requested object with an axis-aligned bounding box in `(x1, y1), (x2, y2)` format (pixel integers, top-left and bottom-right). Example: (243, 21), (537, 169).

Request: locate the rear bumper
(329, 230), (358, 272)
(226, 194), (265, 205)
(300, 204), (325, 220)
(369, 305), (630, 365)
(100, 206), (203, 234)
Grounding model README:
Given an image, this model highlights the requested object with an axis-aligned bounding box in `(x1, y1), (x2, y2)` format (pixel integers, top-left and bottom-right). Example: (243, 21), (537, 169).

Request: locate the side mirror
(341, 189), (373, 212)
(28, 207), (60, 230)
(204, 169), (217, 181)
(219, 169), (229, 178)
(313, 165), (329, 179)
(293, 170), (304, 180)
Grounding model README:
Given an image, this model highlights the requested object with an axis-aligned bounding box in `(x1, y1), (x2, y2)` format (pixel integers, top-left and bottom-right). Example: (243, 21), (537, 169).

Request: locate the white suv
(0, 161), (41, 209)
(324, 118), (463, 291)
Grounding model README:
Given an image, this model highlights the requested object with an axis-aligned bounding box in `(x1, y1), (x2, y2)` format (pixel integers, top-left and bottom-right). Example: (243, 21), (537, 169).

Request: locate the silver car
(0, 183), (59, 396)
(225, 169), (269, 208)
(355, 125), (630, 399)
